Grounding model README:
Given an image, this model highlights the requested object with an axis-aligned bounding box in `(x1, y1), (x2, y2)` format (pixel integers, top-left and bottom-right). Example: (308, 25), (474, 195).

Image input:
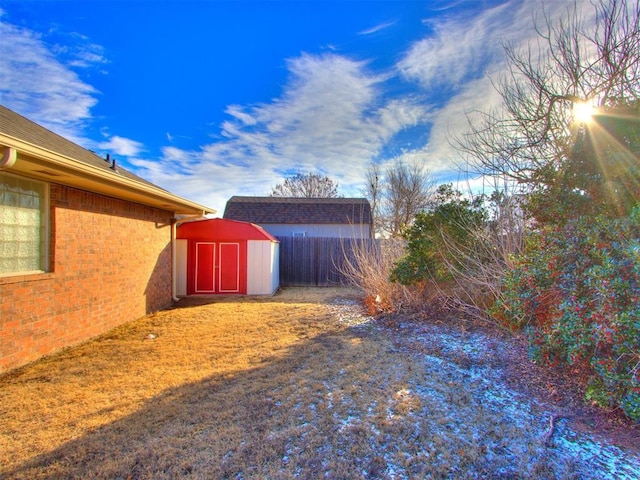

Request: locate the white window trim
(0, 172), (50, 276)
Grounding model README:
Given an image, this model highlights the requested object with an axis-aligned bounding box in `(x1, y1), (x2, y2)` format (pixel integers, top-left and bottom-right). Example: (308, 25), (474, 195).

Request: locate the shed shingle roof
(223, 196), (372, 225)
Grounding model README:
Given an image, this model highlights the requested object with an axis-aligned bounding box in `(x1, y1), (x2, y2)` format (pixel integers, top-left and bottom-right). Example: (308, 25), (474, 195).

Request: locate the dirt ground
(1, 287), (638, 479)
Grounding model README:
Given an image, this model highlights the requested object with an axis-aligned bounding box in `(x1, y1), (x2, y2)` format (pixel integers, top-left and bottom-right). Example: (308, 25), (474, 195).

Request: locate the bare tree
(456, 0), (640, 199)
(270, 172), (340, 198)
(362, 164), (382, 238)
(441, 0), (639, 319)
(381, 161), (435, 237)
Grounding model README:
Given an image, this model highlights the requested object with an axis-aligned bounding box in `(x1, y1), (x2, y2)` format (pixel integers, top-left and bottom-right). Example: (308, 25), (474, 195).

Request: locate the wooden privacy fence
(277, 236), (380, 287)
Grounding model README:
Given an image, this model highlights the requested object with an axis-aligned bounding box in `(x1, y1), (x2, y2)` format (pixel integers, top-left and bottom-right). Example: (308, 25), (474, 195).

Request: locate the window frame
(0, 172), (50, 277)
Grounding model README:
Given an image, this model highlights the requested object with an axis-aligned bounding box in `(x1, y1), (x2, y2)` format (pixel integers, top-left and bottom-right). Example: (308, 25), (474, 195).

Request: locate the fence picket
(276, 237), (379, 287)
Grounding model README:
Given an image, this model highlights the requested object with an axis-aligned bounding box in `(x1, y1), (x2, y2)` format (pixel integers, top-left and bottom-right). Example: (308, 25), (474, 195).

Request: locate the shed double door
(194, 242), (240, 294)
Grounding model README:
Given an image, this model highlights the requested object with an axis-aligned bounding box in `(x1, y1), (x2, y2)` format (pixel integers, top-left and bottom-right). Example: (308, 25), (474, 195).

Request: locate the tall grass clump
(339, 238), (423, 314)
(430, 191), (526, 321)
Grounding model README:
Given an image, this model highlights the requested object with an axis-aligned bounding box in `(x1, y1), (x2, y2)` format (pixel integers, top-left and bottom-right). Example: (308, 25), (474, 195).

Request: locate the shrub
(339, 238), (424, 314)
(497, 207), (640, 421)
(390, 186), (525, 321)
(390, 185), (487, 287)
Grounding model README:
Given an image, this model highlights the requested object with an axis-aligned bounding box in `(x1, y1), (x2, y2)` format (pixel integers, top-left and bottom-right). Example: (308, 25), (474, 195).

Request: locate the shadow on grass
(5, 327), (386, 479)
(4, 317), (587, 480)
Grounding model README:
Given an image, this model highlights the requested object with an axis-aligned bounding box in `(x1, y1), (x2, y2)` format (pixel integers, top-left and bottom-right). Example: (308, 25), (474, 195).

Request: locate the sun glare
(573, 101), (595, 123)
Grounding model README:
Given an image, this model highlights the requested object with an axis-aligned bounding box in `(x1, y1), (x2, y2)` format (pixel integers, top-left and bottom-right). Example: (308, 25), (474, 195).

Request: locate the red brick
(0, 184), (174, 373)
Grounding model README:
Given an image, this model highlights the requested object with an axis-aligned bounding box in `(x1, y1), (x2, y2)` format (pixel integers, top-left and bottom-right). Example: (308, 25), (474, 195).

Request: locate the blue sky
(0, 0), (593, 213)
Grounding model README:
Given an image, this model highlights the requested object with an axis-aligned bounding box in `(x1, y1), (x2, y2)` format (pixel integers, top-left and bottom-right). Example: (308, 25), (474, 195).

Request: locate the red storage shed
(176, 218), (279, 295)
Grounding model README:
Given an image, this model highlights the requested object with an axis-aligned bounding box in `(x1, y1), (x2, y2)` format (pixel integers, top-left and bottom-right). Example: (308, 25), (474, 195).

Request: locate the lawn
(1, 287), (638, 479)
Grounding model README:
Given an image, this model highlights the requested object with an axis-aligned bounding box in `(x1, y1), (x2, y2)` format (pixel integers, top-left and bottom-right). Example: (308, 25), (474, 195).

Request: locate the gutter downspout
(172, 213), (207, 302)
(0, 146), (17, 168)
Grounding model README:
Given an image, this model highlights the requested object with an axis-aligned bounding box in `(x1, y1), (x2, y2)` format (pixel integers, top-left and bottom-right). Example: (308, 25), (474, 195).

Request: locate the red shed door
(192, 242), (241, 294)
(219, 243), (240, 293)
(195, 242), (216, 293)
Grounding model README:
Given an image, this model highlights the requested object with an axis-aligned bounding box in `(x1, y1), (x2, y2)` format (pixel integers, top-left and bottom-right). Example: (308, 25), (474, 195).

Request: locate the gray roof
(0, 104), (156, 187)
(224, 196), (372, 225)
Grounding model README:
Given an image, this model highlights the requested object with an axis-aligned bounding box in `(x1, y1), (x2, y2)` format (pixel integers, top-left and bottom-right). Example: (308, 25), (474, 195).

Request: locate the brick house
(223, 196), (373, 239)
(0, 105), (215, 373)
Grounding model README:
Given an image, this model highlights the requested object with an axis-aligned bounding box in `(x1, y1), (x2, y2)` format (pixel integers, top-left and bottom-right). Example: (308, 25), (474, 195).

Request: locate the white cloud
(127, 52), (433, 211)
(130, 52), (430, 211)
(51, 31), (108, 70)
(129, 0), (598, 211)
(358, 20), (397, 36)
(398, 1), (523, 91)
(0, 13), (149, 181)
(399, 0), (596, 92)
(128, 149), (269, 212)
(225, 105), (258, 126)
(395, 0), (598, 184)
(0, 0), (603, 213)
(98, 136), (144, 157)
(419, 75), (504, 174)
(0, 16), (106, 145)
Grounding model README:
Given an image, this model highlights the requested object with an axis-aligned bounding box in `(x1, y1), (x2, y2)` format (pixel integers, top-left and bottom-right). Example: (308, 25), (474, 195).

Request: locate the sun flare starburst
(573, 101), (595, 123)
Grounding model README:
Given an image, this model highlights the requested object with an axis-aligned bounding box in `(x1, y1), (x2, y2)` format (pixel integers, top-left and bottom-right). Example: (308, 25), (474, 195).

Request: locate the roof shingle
(223, 196), (372, 225)
(0, 105), (157, 187)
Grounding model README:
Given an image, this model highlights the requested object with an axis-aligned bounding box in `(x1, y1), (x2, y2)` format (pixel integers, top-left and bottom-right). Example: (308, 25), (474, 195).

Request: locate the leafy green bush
(497, 207), (640, 421)
(390, 184), (487, 286)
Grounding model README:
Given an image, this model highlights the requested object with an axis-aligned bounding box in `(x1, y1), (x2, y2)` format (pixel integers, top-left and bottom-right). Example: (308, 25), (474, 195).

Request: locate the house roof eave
(0, 134), (215, 216)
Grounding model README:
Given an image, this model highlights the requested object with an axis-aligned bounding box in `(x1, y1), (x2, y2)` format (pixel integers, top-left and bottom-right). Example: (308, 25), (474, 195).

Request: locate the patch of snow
(291, 300), (640, 479)
(327, 297), (375, 327)
(394, 320), (640, 479)
(553, 422), (640, 479)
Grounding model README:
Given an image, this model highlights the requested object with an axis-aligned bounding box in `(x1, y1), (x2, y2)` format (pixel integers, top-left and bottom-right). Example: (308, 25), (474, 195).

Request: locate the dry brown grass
(0, 287), (635, 479)
(1, 288), (343, 478)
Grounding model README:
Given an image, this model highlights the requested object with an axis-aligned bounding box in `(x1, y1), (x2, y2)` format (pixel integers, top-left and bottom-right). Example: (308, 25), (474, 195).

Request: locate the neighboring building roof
(0, 105), (215, 215)
(224, 196), (372, 225)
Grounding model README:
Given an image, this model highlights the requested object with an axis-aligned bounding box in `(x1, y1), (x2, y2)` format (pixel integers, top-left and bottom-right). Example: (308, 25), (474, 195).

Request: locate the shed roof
(0, 105), (215, 215)
(177, 218), (278, 242)
(223, 196), (372, 225)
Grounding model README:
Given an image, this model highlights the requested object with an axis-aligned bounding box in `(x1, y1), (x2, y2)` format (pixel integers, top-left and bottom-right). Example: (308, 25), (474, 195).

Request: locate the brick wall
(0, 184), (174, 373)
